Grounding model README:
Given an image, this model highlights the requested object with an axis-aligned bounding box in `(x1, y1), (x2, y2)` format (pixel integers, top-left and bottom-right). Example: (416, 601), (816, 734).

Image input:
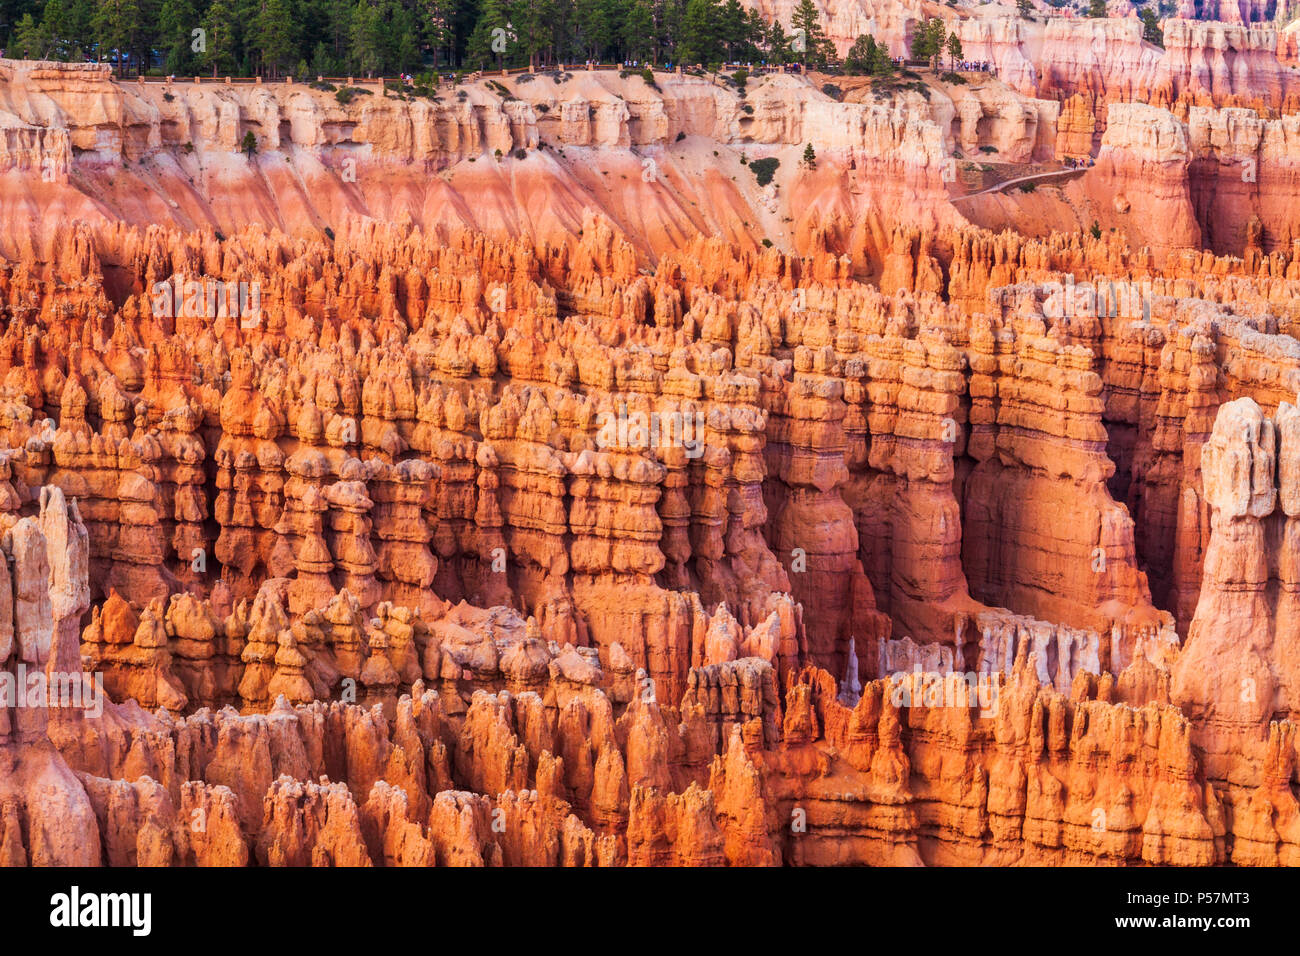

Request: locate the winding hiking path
(951, 166), (1090, 202)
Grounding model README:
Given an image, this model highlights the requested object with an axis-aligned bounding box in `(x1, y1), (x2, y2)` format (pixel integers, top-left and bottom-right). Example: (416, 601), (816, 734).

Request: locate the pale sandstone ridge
(0, 59), (973, 264)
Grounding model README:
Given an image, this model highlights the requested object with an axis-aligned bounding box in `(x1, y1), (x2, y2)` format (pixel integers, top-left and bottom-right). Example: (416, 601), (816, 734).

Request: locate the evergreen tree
(677, 0), (720, 65)
(719, 0), (746, 61)
(655, 0), (684, 63)
(513, 0), (549, 67)
(92, 0), (143, 74)
(909, 16), (944, 69)
(801, 142), (815, 167)
(908, 22), (926, 62)
(199, 0), (240, 76)
(743, 8), (765, 60)
(464, 0), (510, 68)
(766, 20), (792, 63)
(134, 0), (161, 70)
(386, 0), (421, 72)
(927, 17), (944, 69)
(451, 0), (482, 66)
(1088, 0), (1106, 15)
(844, 33), (874, 74)
(1139, 7), (1162, 46)
(158, 0), (199, 74)
(350, 0), (386, 73)
(622, 0), (655, 62)
(790, 0), (828, 69)
(40, 0), (70, 57)
(945, 31), (961, 69)
(324, 0), (355, 67)
(13, 12), (52, 58)
(541, 0), (570, 65)
(847, 32), (894, 76)
(252, 0), (295, 77)
(572, 0), (611, 61)
(63, 0), (95, 51)
(310, 40), (335, 74)
(422, 0), (456, 67)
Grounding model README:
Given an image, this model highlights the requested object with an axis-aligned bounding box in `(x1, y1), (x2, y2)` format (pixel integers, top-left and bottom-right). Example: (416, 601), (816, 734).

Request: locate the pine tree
(421, 0), (456, 68)
(909, 17), (944, 69)
(92, 0), (143, 74)
(573, 0), (612, 61)
(678, 0), (721, 66)
(656, 0), (684, 63)
(719, 0), (746, 61)
(252, 0), (295, 77)
(622, 0), (655, 62)
(766, 20), (792, 63)
(927, 17), (945, 69)
(199, 0), (239, 76)
(465, 0), (510, 68)
(134, 0), (162, 71)
(41, 0), (70, 58)
(844, 33), (876, 74)
(350, 0), (386, 74)
(1088, 0), (1106, 15)
(158, 0), (199, 74)
(386, 0), (421, 72)
(790, 0), (828, 69)
(13, 12), (52, 58)
(325, 0), (354, 67)
(514, 0), (549, 67)
(64, 0), (95, 49)
(1139, 8), (1163, 46)
(945, 32), (961, 70)
(802, 142), (816, 168)
(310, 39), (335, 74)
(743, 8), (765, 61)
(870, 36), (892, 75)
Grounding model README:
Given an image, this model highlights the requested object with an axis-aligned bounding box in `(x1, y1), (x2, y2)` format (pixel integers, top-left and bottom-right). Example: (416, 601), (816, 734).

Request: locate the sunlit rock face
(3, 43), (1300, 865)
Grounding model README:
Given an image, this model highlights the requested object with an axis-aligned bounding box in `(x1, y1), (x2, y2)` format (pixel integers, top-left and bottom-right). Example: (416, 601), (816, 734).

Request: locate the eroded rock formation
(3, 43), (1300, 865)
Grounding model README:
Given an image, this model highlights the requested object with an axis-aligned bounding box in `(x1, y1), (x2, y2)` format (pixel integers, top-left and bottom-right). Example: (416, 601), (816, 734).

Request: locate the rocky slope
(3, 45), (1300, 864)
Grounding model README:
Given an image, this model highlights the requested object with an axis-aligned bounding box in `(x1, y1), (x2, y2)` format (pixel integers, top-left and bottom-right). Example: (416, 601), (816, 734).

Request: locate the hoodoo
(0, 0), (1298, 874)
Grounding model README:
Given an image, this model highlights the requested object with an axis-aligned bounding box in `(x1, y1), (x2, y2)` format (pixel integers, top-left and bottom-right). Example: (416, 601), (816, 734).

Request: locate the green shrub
(750, 156), (780, 186)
